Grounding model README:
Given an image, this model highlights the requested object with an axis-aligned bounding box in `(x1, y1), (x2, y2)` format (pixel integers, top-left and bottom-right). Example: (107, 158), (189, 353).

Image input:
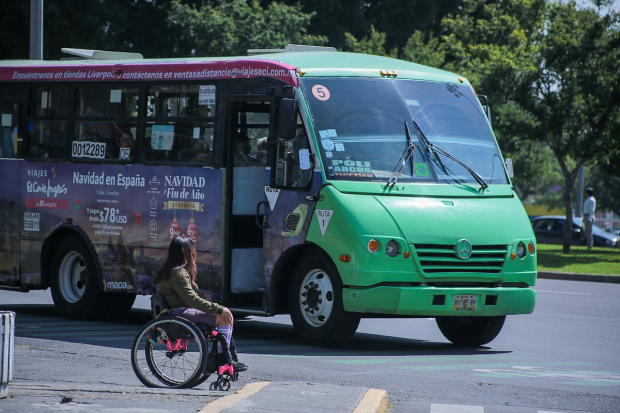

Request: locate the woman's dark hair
(154, 237), (197, 288)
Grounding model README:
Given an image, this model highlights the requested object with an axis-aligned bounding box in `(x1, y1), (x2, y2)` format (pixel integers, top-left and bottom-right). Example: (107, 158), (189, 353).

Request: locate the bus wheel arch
(45, 229), (109, 320)
(287, 247), (360, 347)
(269, 243), (315, 315)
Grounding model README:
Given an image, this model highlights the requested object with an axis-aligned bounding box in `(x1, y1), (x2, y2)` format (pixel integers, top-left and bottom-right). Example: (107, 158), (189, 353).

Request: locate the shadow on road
(1, 303), (511, 359)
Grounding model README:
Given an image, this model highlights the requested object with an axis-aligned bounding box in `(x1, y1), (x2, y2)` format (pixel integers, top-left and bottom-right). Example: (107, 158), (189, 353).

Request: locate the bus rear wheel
(289, 252), (360, 347)
(436, 315), (505, 346)
(51, 236), (109, 320)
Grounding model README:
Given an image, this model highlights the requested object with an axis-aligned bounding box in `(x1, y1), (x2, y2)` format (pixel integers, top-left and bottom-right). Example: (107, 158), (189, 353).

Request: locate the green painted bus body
(273, 51), (537, 318)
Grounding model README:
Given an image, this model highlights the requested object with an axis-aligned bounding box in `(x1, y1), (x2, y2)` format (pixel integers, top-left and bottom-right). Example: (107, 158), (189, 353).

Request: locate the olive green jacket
(156, 267), (223, 315)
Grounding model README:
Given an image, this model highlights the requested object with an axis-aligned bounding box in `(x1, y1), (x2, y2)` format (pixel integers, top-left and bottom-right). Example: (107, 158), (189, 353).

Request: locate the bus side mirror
(483, 105), (492, 126)
(476, 94), (492, 126)
(505, 158), (514, 178)
(278, 98), (296, 140)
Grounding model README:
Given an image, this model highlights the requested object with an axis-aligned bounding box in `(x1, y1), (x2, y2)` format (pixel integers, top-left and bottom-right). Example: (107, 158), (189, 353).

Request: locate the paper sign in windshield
(414, 163), (430, 177)
(331, 159), (373, 178)
(321, 138), (335, 151)
(199, 85), (216, 105)
(312, 85), (330, 101)
(151, 125), (174, 150)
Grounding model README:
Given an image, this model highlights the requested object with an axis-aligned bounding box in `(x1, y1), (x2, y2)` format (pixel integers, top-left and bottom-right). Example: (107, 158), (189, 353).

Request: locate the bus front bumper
(342, 286), (536, 316)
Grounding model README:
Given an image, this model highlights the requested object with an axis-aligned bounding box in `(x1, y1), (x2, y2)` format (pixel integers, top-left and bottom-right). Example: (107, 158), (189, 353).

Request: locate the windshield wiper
(386, 121), (417, 188)
(411, 120), (488, 192)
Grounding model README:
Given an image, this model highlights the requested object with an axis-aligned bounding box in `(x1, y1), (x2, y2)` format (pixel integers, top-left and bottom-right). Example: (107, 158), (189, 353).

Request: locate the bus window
(73, 121), (138, 161)
(0, 102), (19, 158)
(147, 84), (214, 118)
(31, 86), (69, 117)
(273, 113), (312, 188)
(27, 120), (67, 159)
(144, 122), (214, 165)
(144, 84), (216, 165)
(75, 86), (139, 118)
(72, 86), (140, 162)
(26, 86), (70, 159)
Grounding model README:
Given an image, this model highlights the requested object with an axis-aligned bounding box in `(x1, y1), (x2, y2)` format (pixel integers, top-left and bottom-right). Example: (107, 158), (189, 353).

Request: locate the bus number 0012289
(72, 141), (106, 159)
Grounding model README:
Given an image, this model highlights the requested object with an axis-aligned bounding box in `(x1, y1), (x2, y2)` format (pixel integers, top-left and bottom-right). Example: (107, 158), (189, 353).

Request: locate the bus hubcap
(299, 269), (334, 327)
(59, 251), (87, 303)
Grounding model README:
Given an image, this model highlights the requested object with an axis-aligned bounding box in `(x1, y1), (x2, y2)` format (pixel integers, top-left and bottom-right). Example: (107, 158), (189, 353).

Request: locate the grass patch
(536, 244), (620, 275)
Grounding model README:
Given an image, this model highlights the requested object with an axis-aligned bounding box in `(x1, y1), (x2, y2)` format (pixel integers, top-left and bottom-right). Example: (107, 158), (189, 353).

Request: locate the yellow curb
(353, 388), (389, 413)
(198, 381), (271, 413)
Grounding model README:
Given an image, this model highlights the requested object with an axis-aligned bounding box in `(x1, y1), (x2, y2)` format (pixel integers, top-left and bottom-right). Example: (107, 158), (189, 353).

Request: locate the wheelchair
(130, 295), (240, 390)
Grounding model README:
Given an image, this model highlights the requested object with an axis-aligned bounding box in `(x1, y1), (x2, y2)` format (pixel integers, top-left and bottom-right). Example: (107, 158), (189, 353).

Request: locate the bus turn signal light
(367, 239), (379, 253)
(339, 254), (351, 262)
(511, 252), (516, 260)
(404, 251), (410, 258)
(528, 242), (535, 255)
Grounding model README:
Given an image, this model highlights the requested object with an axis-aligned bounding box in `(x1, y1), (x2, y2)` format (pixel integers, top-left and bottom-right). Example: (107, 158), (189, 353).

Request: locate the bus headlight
(516, 242), (526, 259)
(385, 240), (399, 257)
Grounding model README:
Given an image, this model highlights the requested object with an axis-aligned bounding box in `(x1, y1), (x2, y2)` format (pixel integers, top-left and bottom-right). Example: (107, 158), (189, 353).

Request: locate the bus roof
(0, 51), (467, 86)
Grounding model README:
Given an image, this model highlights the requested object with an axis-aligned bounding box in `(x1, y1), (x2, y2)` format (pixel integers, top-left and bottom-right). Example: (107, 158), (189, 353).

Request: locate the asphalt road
(1, 278), (619, 413)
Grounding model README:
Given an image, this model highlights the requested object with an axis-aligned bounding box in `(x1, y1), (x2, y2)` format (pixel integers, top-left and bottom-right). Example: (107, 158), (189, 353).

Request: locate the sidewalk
(198, 381), (388, 413)
(537, 270), (620, 283)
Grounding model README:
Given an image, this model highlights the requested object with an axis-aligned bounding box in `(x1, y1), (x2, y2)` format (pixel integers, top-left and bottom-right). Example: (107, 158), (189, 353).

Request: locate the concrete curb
(353, 388), (389, 413)
(537, 271), (620, 283)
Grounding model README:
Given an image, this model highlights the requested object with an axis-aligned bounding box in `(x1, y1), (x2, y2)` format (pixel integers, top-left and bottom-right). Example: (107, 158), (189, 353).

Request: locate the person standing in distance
(583, 187), (596, 250)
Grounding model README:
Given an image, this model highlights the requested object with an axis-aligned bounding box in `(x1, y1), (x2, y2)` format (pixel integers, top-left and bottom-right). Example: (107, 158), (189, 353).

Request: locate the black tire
(50, 235), (109, 320)
(436, 315), (506, 346)
(131, 316), (208, 388)
(289, 251), (360, 347)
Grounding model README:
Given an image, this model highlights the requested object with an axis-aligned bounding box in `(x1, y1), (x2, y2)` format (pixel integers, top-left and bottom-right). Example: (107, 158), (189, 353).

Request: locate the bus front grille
(412, 244), (508, 274)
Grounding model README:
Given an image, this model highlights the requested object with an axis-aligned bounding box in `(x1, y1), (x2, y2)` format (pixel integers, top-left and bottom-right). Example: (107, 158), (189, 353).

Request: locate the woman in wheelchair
(154, 236), (247, 373)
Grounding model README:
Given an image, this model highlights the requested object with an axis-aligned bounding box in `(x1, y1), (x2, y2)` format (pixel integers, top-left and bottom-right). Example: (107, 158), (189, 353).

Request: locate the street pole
(575, 165), (584, 218)
(29, 0), (43, 60)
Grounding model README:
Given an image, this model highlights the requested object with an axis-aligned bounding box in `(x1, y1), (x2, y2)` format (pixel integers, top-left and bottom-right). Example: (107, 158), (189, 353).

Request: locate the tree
(0, 0), (183, 60)
(404, 0), (620, 253)
(167, 0), (327, 57)
(343, 26), (397, 56)
(274, 0), (461, 53)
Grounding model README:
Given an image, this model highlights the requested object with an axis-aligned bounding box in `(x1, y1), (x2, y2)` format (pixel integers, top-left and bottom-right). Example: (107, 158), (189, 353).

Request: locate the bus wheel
(51, 236), (109, 320)
(289, 252), (360, 347)
(436, 315), (506, 346)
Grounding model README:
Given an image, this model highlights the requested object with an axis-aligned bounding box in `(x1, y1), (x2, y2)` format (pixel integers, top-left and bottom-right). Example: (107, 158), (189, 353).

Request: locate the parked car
(529, 215), (619, 248)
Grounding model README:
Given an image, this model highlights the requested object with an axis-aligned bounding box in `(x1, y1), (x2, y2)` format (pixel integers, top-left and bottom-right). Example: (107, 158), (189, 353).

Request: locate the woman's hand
(221, 307), (234, 325)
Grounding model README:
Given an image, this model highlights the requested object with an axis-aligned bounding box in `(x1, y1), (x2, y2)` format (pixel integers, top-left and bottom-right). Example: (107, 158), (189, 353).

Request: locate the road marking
(199, 381), (271, 413)
(431, 404), (483, 413)
(398, 362), (586, 371)
(474, 365), (620, 386)
(535, 289), (591, 296)
(328, 354), (520, 365)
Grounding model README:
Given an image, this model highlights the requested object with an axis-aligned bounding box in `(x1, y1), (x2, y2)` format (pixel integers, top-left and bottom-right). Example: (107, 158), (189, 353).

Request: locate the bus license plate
(453, 295), (476, 311)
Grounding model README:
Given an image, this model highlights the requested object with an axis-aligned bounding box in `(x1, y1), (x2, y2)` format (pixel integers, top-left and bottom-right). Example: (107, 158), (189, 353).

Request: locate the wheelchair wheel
(131, 316), (208, 388)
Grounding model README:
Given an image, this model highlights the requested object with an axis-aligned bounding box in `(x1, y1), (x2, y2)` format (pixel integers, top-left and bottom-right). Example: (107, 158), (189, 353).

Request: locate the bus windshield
(301, 78), (508, 185)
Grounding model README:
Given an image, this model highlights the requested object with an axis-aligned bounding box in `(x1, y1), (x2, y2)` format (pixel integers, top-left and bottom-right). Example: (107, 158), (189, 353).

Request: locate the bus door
(224, 97), (271, 309)
(0, 101), (21, 287)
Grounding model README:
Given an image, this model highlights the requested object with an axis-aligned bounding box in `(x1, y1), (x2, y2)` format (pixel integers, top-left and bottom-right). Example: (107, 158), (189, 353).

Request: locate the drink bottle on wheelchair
(131, 294), (246, 391)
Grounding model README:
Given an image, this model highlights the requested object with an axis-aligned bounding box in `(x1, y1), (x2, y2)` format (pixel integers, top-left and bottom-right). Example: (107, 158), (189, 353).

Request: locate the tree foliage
(168, 0), (327, 57)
